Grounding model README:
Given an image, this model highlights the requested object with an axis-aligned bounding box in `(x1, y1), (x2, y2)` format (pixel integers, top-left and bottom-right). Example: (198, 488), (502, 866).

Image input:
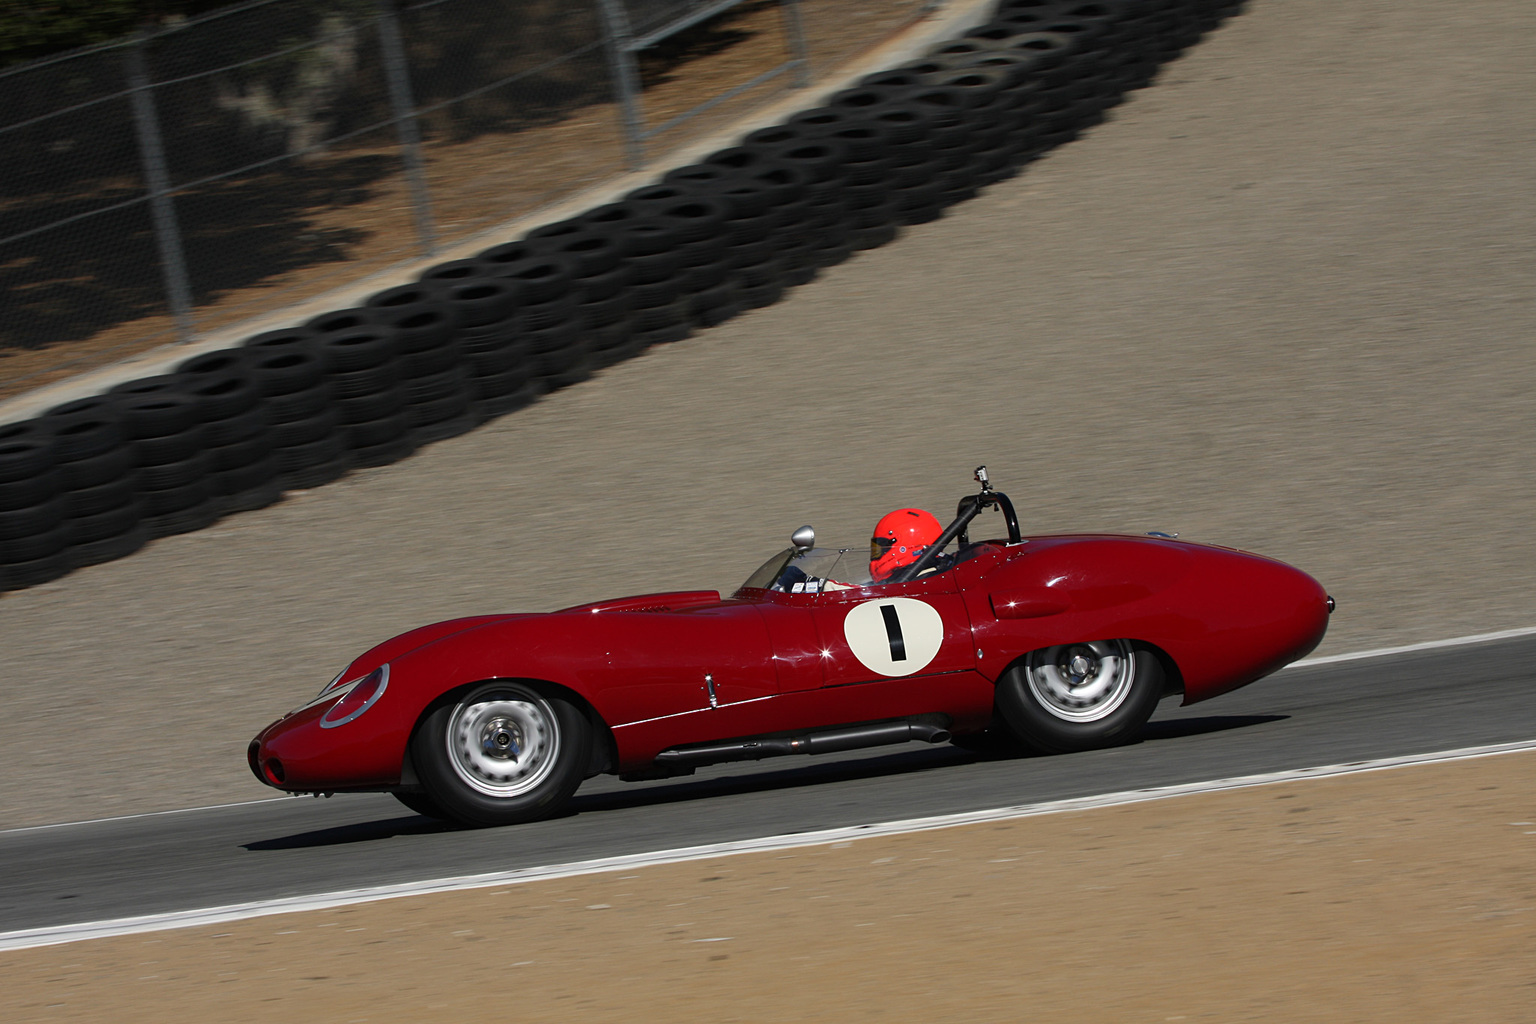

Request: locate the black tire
(344, 412), (411, 450)
(335, 385), (408, 425)
(739, 280), (786, 309)
(204, 405), (269, 447)
(279, 453), (350, 491)
(137, 452), (211, 492)
(412, 682), (591, 828)
(406, 390), (473, 429)
(573, 263), (633, 304)
(0, 496), (66, 542)
(517, 293), (579, 332)
(140, 474), (213, 515)
(401, 338), (464, 380)
(68, 501), (142, 543)
(273, 431), (348, 474)
(68, 523), (150, 569)
(537, 229), (624, 278)
(181, 373), (262, 421)
(269, 407), (339, 448)
(0, 469), (60, 511)
(208, 429), (273, 472)
(56, 444), (134, 490)
(209, 452), (278, 496)
(115, 394), (201, 440)
(418, 257), (489, 285)
(349, 432), (416, 469)
(442, 279), (521, 329)
(393, 790), (450, 820)
(143, 498), (222, 540)
(0, 550), (71, 591)
(46, 414), (125, 464)
(578, 292), (633, 329)
(405, 365), (470, 405)
(469, 365), (535, 401)
(317, 328), (400, 374)
(0, 433), (57, 483)
(327, 360), (401, 400)
(131, 426), (206, 467)
(487, 256), (574, 305)
(995, 641), (1164, 754)
(217, 477), (283, 515)
(62, 473), (136, 518)
(177, 348), (250, 378)
(411, 407), (483, 446)
(472, 380), (542, 420)
(249, 351), (328, 399)
(634, 321), (693, 347)
(0, 520), (72, 564)
(464, 343), (527, 379)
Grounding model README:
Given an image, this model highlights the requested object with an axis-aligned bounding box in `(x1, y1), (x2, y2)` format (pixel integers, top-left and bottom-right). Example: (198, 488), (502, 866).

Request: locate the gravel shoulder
(0, 0), (1532, 829)
(4, 748), (1532, 1022)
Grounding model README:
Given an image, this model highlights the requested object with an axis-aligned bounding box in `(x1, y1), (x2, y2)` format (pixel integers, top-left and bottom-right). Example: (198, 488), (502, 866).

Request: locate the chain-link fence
(0, 0), (932, 400)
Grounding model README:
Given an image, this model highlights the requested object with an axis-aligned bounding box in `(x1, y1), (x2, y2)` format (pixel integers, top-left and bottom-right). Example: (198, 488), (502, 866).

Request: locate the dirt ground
(4, 750), (1532, 1022)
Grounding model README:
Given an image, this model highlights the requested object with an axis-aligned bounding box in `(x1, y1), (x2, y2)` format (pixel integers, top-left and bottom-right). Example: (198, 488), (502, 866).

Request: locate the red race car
(249, 467), (1332, 827)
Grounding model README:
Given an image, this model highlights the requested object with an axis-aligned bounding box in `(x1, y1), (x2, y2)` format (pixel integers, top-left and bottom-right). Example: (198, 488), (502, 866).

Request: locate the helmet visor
(870, 537), (895, 562)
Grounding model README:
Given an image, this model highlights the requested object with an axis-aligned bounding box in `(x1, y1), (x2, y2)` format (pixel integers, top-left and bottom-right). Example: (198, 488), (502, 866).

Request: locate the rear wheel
(995, 640), (1163, 753)
(412, 681), (590, 827)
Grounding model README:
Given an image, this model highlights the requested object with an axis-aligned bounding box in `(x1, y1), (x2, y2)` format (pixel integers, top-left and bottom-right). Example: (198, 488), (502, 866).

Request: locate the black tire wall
(0, 0), (1247, 591)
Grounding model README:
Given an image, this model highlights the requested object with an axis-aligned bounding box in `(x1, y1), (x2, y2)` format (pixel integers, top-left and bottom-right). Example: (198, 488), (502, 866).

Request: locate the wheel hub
(445, 687), (560, 797)
(482, 718), (522, 760)
(1066, 650), (1096, 683)
(1026, 639), (1136, 723)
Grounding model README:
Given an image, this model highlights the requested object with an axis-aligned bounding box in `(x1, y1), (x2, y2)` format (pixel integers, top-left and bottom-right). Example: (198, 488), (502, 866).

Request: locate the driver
(869, 508), (943, 583)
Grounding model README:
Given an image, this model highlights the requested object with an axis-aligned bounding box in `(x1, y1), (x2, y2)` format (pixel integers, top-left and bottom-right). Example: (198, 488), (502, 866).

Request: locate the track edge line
(5, 736), (1534, 953)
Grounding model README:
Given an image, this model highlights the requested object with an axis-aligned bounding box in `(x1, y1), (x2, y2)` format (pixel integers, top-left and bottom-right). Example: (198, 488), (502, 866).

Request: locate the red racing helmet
(870, 508), (943, 582)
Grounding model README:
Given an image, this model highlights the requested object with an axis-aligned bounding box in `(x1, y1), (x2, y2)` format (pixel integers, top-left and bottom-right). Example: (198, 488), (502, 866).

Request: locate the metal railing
(0, 0), (931, 398)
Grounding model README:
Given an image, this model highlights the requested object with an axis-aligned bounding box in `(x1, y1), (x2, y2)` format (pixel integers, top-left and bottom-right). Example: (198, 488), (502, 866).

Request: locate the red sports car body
(249, 470), (1331, 826)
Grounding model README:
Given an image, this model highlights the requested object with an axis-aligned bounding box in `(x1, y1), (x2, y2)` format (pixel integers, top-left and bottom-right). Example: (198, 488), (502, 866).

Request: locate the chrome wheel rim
(445, 684), (560, 798)
(1025, 639), (1135, 723)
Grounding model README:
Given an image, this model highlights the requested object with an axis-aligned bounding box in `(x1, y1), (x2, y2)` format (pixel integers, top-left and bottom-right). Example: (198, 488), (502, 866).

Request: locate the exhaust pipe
(654, 716), (951, 769)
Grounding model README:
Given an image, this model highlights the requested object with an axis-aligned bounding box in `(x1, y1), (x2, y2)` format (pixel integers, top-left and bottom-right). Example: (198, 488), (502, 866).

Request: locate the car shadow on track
(241, 714), (1286, 850)
(574, 714), (1289, 814)
(243, 814), (456, 851)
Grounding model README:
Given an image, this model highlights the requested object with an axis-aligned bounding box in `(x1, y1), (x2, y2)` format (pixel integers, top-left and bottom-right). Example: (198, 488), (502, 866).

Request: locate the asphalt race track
(3, 634), (1533, 937)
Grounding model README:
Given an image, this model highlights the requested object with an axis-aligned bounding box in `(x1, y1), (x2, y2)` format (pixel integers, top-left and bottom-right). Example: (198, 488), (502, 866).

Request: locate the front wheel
(412, 681), (591, 827)
(995, 640), (1163, 754)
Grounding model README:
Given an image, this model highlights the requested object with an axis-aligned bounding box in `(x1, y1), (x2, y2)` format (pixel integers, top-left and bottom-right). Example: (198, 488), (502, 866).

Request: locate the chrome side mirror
(790, 525), (815, 553)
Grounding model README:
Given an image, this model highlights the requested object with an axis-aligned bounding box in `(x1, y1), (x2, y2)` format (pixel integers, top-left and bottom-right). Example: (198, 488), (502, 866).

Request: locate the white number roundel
(843, 597), (945, 677)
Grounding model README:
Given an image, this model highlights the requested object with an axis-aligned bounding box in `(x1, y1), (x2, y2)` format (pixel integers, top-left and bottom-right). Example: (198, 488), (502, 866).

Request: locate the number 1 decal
(879, 604), (907, 662)
(844, 598), (944, 677)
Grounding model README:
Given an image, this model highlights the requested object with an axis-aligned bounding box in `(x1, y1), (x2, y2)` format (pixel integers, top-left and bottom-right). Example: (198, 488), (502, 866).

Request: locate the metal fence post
(376, 0), (437, 256)
(595, 0), (647, 169)
(780, 0), (811, 88)
(124, 28), (196, 345)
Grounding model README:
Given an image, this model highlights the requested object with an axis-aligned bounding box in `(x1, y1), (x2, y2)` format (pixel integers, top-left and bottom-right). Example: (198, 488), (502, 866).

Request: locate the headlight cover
(319, 664), (389, 729)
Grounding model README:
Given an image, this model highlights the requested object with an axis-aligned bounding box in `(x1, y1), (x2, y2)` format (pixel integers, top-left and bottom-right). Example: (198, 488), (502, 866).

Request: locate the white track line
(3, 737), (1534, 953)
(0, 796), (290, 836)
(5, 622), (1534, 839)
(1289, 624), (1536, 668)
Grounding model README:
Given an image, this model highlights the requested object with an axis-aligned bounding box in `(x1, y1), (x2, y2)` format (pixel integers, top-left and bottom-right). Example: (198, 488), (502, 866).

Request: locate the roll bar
(889, 467), (1021, 583)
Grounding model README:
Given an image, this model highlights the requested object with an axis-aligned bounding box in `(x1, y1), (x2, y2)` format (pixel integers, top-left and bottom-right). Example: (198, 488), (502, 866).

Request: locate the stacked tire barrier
(0, 0), (1243, 593)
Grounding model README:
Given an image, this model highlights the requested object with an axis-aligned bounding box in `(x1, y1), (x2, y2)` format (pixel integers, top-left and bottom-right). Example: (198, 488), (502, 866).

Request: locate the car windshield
(740, 538), (1004, 594)
(739, 547), (877, 593)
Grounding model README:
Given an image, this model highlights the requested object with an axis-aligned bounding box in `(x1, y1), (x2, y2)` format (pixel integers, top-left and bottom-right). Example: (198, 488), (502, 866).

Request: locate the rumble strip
(3, 737), (1534, 954)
